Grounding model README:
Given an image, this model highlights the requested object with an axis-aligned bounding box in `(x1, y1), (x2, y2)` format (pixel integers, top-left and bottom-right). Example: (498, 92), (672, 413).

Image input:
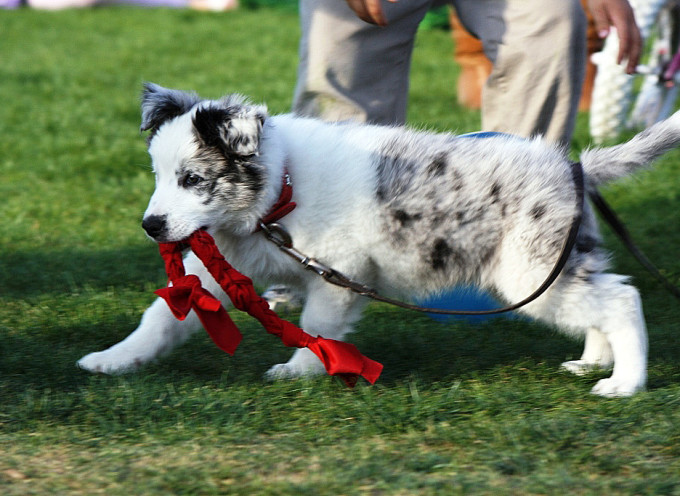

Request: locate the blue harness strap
(458, 131), (513, 139)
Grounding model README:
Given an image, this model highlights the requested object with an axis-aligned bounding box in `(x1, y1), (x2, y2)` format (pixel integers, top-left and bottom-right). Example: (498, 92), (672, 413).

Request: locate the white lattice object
(589, 0), (672, 142)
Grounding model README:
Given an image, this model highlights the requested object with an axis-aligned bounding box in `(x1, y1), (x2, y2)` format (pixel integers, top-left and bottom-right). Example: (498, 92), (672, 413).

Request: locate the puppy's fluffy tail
(580, 110), (680, 185)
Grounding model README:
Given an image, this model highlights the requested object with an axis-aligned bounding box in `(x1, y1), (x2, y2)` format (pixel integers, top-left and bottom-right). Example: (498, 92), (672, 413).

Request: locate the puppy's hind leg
(518, 272), (648, 397)
(78, 252), (225, 374)
(587, 277), (648, 397)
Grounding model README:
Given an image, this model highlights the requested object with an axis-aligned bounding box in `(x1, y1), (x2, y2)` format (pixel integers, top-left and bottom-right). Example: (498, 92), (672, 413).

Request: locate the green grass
(2, 6), (680, 495)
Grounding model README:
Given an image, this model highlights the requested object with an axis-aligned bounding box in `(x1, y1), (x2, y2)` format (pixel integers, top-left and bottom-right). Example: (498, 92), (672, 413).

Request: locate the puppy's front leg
(78, 252), (222, 374)
(265, 280), (367, 380)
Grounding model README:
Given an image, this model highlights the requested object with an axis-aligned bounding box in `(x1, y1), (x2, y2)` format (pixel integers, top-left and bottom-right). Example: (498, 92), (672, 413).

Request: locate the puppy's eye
(183, 173), (203, 187)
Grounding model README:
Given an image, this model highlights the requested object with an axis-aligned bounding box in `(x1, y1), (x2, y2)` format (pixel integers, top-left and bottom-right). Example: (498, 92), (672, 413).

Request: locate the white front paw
(77, 350), (145, 375)
(264, 352), (326, 381)
(264, 363), (298, 381)
(561, 359), (611, 376)
(591, 377), (645, 397)
(264, 348), (326, 381)
(264, 362), (325, 381)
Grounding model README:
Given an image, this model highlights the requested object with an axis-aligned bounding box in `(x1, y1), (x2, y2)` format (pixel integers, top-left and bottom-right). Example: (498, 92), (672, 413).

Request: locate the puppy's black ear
(193, 100), (268, 157)
(140, 83), (201, 136)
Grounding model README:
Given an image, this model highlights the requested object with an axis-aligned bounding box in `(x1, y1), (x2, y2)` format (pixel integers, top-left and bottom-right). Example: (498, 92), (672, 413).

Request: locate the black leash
(588, 190), (680, 300)
(260, 161), (586, 316)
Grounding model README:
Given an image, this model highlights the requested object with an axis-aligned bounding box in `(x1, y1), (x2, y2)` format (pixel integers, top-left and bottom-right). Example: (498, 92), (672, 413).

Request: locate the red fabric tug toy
(155, 229), (382, 387)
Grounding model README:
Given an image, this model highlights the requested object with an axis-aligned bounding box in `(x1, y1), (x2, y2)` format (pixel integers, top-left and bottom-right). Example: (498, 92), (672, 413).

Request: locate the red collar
(255, 168), (296, 231)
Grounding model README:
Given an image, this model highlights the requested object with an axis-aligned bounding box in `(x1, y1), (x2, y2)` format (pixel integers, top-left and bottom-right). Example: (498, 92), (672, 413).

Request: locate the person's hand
(345, 0), (398, 27)
(588, 0), (641, 74)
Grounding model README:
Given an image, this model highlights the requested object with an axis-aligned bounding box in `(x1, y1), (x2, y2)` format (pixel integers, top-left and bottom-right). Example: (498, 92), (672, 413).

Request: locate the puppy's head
(140, 83), (269, 242)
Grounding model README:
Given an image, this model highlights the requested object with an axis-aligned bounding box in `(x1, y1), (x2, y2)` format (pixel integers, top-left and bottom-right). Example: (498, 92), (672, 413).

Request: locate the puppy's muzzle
(142, 214), (168, 240)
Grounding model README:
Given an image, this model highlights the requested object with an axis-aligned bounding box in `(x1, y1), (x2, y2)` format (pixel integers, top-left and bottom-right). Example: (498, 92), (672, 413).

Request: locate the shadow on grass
(0, 242), (583, 394)
(352, 305), (582, 384)
(3, 300), (680, 435)
(0, 244), (163, 298)
(3, 221), (678, 401)
(0, 303), (581, 392)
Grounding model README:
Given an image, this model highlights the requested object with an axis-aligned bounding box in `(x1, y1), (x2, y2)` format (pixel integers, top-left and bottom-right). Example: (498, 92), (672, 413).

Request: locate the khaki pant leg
(456, 0), (587, 145)
(293, 0), (433, 125)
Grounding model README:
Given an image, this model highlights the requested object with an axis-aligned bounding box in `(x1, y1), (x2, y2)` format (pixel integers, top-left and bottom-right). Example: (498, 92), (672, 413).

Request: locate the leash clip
(259, 221), (334, 278)
(259, 221), (293, 248)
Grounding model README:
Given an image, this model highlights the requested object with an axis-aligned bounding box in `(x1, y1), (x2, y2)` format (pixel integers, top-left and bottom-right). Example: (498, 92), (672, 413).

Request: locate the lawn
(1, 5), (680, 495)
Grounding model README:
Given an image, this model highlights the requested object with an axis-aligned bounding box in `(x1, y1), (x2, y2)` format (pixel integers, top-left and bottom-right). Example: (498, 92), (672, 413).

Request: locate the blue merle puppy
(79, 83), (680, 397)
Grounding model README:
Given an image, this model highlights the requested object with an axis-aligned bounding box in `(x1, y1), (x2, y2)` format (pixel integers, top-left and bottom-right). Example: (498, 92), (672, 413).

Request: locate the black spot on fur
(374, 138), (419, 203)
(530, 203), (547, 220)
(239, 160), (265, 192)
(565, 264), (595, 283)
(393, 209), (422, 227)
(430, 212), (446, 227)
(486, 182), (508, 217)
(427, 152), (448, 177)
(490, 181), (502, 202)
(575, 235), (599, 253)
(479, 243), (498, 267)
(451, 168), (465, 191)
(453, 207), (486, 227)
(430, 238), (452, 271)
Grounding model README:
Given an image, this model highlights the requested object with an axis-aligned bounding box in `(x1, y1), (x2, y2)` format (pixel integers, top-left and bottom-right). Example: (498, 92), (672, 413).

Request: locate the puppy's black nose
(142, 215), (168, 239)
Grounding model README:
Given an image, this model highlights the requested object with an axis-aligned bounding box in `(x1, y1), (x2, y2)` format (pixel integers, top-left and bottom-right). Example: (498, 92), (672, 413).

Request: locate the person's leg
(293, 0), (433, 125)
(455, 0), (587, 145)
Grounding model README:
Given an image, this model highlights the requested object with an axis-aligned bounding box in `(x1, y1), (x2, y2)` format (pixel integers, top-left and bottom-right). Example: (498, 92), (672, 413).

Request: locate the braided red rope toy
(154, 229), (383, 387)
